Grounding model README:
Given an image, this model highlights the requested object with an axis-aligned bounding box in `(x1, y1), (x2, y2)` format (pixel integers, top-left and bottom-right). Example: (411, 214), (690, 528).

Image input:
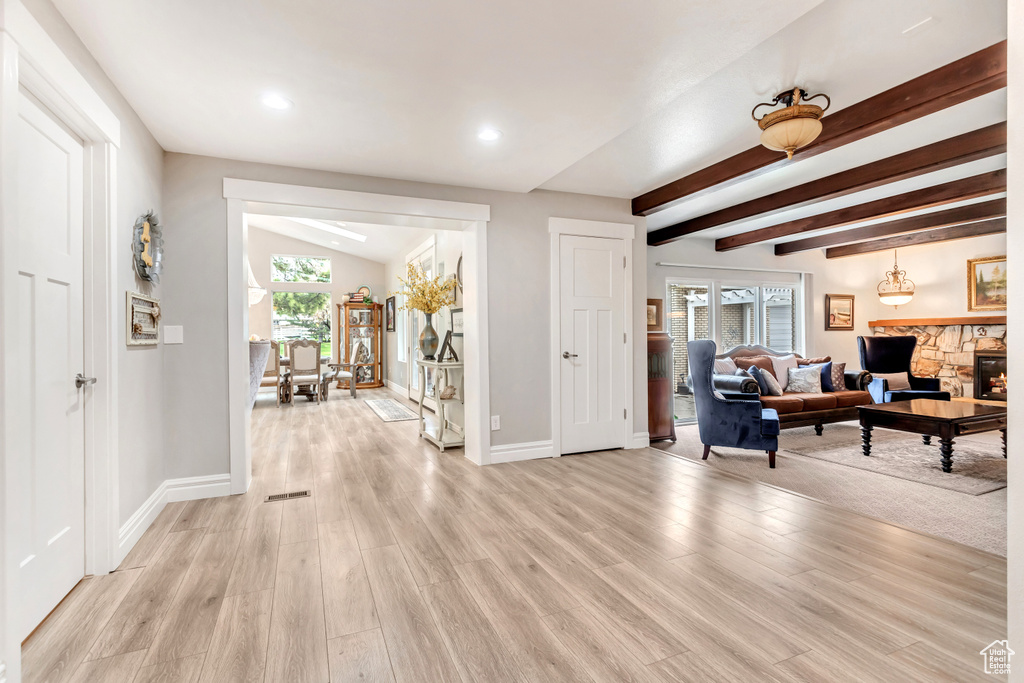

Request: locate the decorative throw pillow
(734, 355), (776, 379)
(797, 356), (832, 366)
(787, 366), (823, 393)
(761, 368), (784, 396)
(771, 354), (799, 391)
(831, 362), (846, 391)
(809, 361), (834, 391)
(746, 366), (769, 395)
(713, 357), (737, 374)
(874, 371), (911, 390)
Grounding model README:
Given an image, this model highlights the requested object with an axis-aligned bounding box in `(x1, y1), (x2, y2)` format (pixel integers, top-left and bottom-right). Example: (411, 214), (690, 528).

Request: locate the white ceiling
(53, 0), (1006, 246)
(53, 0), (822, 192)
(247, 214), (426, 265)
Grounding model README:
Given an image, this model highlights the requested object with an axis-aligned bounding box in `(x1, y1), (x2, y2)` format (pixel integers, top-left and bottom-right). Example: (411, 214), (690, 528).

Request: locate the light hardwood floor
(23, 388), (1007, 682)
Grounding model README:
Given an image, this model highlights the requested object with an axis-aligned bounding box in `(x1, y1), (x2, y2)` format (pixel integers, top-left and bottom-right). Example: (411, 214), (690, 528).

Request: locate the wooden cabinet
(336, 302), (383, 389)
(647, 331), (676, 443)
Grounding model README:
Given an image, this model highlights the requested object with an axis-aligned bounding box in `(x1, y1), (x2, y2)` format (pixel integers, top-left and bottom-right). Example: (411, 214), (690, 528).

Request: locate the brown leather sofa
(711, 344), (872, 435)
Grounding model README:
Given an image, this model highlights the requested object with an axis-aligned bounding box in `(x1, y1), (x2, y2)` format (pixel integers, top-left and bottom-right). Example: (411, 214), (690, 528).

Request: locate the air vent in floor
(265, 490), (311, 502)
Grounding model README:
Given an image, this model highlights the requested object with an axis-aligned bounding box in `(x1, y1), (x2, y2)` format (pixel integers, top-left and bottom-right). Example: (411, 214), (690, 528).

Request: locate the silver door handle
(75, 373), (97, 388)
(562, 352), (578, 359)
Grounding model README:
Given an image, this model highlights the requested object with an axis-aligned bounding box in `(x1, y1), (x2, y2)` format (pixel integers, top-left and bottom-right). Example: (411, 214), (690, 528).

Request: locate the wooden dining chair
(287, 339), (325, 404)
(258, 341), (287, 405)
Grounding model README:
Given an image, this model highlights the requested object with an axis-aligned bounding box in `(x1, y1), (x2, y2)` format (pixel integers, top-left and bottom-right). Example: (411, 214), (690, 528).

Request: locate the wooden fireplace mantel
(868, 315), (1007, 327)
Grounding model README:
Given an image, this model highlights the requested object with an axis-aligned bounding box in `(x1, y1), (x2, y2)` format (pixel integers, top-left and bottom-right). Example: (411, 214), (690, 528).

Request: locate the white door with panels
(13, 91), (87, 639)
(558, 234), (625, 454)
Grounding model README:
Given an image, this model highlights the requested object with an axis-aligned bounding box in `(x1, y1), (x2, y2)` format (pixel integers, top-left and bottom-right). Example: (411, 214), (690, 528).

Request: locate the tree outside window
(271, 255), (331, 283)
(272, 292), (331, 357)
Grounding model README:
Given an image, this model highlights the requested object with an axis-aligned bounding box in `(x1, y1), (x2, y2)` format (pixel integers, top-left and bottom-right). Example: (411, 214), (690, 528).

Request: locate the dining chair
(287, 339), (325, 405)
(258, 340), (287, 406)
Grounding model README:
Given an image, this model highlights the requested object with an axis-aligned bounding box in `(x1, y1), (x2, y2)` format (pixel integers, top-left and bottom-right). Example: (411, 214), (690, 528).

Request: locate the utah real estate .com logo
(981, 640), (1013, 675)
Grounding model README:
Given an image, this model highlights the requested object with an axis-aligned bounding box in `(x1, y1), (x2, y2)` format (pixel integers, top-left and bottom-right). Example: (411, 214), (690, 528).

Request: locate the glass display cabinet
(336, 302), (384, 389)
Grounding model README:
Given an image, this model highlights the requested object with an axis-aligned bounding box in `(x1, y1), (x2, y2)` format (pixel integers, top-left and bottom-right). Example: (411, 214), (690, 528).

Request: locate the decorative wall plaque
(127, 291), (161, 346)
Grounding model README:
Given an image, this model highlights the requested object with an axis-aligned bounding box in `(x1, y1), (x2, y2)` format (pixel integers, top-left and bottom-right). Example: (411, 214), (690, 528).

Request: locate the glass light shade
(759, 118), (822, 159)
(247, 260), (266, 306)
(878, 292), (914, 307)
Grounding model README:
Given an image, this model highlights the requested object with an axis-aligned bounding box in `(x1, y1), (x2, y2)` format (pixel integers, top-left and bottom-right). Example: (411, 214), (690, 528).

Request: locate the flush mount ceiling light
(752, 87), (830, 159)
(260, 92), (293, 110)
(877, 249), (916, 308)
(289, 217), (367, 243)
(478, 128), (503, 142)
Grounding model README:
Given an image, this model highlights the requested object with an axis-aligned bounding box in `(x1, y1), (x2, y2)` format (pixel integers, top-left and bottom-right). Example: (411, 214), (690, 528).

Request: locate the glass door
(666, 281), (711, 423)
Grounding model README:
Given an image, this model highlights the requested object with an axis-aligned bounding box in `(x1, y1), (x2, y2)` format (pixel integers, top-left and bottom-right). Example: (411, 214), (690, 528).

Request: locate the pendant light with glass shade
(752, 87), (831, 159)
(877, 249), (915, 308)
(247, 258), (266, 306)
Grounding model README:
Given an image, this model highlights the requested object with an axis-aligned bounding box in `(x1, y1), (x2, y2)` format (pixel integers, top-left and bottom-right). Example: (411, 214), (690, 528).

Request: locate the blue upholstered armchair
(857, 335), (951, 403)
(688, 340), (780, 468)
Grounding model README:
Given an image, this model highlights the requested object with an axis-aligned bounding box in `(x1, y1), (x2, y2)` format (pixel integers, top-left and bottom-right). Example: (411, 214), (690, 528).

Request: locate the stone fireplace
(869, 322), (1007, 398)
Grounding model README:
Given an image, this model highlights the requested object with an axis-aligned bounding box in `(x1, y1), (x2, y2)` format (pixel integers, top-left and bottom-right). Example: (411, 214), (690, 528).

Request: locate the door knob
(75, 373), (97, 388)
(562, 352), (578, 359)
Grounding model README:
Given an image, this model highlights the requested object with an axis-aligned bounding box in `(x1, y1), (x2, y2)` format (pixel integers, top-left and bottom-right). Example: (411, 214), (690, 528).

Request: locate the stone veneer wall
(869, 323), (1008, 398)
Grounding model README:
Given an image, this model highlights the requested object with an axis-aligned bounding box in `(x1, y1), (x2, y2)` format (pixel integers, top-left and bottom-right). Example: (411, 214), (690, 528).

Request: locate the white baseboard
(489, 440), (554, 464)
(630, 432), (651, 449)
(116, 473), (231, 566)
(386, 380), (405, 394)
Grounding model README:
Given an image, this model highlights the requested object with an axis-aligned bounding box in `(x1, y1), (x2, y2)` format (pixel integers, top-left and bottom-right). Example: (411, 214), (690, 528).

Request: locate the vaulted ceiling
(53, 0), (1006, 252)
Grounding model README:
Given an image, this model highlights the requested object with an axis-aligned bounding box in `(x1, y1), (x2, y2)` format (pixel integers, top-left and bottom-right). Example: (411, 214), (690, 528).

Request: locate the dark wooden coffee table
(858, 399), (1007, 473)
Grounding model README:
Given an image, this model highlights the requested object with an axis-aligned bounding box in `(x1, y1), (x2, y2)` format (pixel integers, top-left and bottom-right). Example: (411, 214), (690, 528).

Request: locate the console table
(858, 399), (1007, 473)
(417, 359), (464, 452)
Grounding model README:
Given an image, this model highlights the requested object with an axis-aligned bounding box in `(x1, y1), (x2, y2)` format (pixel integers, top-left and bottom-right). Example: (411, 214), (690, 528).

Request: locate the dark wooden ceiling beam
(634, 40), (1007, 219)
(773, 198), (1007, 255)
(715, 169), (1006, 251)
(825, 218), (1006, 258)
(646, 122), (1005, 246)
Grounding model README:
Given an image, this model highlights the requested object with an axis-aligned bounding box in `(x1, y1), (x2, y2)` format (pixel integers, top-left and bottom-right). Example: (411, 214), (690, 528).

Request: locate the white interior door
(13, 90), (86, 639)
(558, 234), (625, 454)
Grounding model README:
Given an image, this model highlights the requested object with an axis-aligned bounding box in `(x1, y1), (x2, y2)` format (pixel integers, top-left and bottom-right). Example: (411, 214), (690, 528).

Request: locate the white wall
(247, 227), (385, 351)
(161, 153), (647, 477)
(649, 232), (1008, 370)
(23, 0), (166, 527)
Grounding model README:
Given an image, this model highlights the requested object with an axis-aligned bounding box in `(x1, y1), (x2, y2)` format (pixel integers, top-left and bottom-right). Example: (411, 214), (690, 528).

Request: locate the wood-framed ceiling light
(877, 249), (916, 308)
(752, 87), (831, 159)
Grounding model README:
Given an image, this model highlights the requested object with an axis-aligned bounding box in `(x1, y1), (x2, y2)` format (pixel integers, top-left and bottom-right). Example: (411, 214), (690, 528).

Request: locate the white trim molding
(489, 440), (555, 464)
(549, 217), (636, 457)
(631, 432), (651, 449)
(116, 475), (232, 566)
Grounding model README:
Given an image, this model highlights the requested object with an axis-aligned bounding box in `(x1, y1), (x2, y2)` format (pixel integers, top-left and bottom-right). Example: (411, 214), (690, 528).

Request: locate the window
(271, 255), (331, 283)
(271, 292), (331, 357)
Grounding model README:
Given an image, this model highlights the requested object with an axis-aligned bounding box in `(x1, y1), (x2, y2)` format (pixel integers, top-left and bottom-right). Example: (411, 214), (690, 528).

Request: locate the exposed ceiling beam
(646, 123), (1006, 246)
(715, 169), (1006, 251)
(633, 40), (1007, 218)
(825, 218), (1006, 258)
(773, 198), (1007, 255)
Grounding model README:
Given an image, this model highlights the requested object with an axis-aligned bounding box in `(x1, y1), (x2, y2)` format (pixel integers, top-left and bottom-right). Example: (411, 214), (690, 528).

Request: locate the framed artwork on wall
(385, 296), (396, 332)
(825, 294), (854, 330)
(450, 307), (464, 337)
(646, 298), (664, 331)
(967, 255), (1007, 311)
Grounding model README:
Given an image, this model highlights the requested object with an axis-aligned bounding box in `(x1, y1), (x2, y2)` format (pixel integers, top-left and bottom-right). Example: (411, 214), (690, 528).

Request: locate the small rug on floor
(782, 424), (1005, 495)
(364, 398), (419, 422)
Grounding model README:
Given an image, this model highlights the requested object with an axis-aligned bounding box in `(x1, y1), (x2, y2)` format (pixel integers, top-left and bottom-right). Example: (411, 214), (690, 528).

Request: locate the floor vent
(265, 490), (311, 502)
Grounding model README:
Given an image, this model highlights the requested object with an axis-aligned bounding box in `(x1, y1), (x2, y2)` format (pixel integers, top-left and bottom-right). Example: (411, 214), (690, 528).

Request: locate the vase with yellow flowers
(393, 263), (456, 360)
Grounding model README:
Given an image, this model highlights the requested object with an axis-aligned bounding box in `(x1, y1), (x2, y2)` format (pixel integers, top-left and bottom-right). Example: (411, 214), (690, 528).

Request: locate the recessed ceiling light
(478, 128), (503, 142)
(289, 217), (367, 243)
(260, 93), (293, 110)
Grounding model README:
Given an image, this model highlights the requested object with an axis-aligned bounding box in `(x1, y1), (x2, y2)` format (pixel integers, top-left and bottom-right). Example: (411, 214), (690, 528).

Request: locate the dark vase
(419, 312), (439, 360)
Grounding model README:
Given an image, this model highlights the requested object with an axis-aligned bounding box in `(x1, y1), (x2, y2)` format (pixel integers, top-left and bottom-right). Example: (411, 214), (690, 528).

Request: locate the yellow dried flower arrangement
(393, 262), (455, 314)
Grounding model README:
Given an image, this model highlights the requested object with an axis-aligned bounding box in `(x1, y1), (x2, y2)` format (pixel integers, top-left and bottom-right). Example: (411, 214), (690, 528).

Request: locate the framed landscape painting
(968, 255), (1007, 311)
(825, 294), (854, 330)
(646, 298), (664, 331)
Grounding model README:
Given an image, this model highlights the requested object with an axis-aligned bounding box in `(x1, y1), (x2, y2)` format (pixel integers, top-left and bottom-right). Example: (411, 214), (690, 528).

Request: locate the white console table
(417, 359), (464, 452)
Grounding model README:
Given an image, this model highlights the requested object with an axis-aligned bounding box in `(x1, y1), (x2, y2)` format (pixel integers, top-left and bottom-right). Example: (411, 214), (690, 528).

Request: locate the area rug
(364, 398), (419, 422)
(782, 424), (1006, 495)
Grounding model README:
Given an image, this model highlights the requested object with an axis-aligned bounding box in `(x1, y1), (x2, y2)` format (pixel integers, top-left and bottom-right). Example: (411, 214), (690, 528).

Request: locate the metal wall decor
(127, 290), (161, 346)
(132, 210), (164, 282)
